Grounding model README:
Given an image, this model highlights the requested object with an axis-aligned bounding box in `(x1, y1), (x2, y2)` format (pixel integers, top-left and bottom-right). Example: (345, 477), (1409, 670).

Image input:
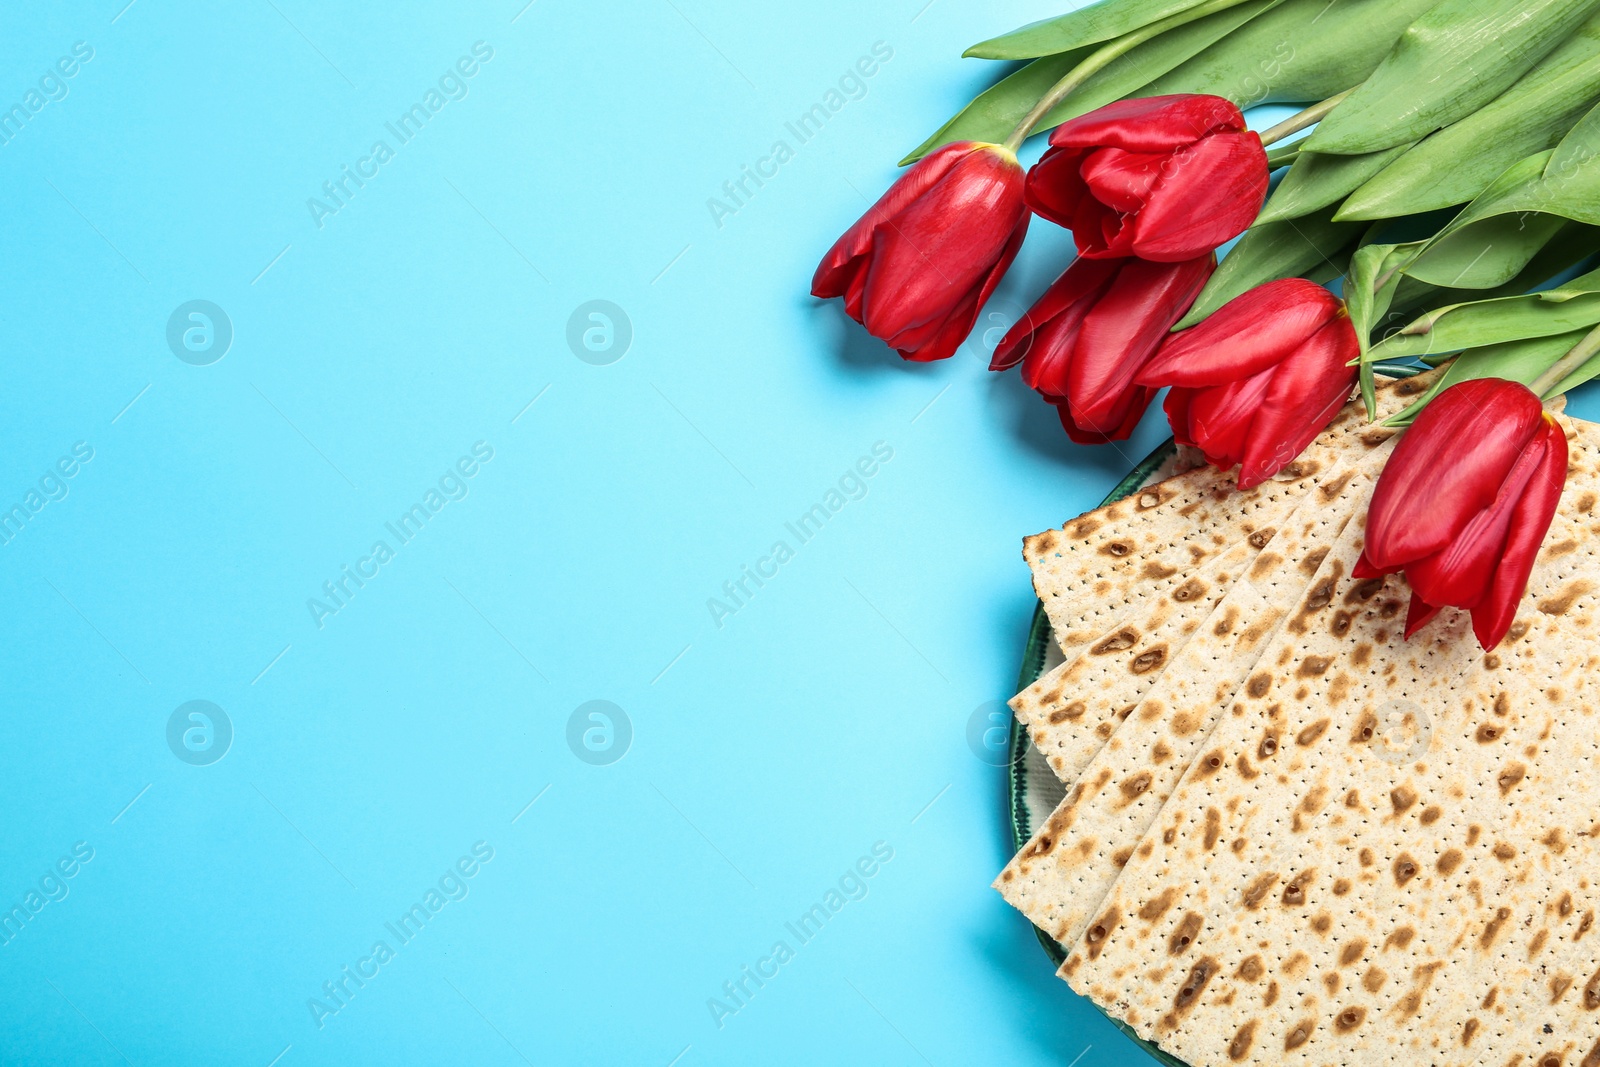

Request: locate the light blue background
(6, 3), (1598, 1065)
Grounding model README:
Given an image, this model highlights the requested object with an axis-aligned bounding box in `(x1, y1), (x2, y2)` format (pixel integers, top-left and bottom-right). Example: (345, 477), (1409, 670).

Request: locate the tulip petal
(1024, 147), (1091, 230)
(891, 214), (1031, 362)
(1405, 528), (1505, 615)
(1079, 148), (1166, 213)
(1403, 427), (1547, 611)
(1079, 197), (1136, 259)
(1048, 94), (1246, 153)
(1025, 148), (1138, 258)
(1054, 386), (1153, 443)
(1067, 256), (1212, 426)
(1162, 386), (1198, 448)
(1403, 594), (1441, 639)
(1363, 379), (1546, 571)
(1018, 311), (1088, 392)
(992, 257), (1122, 373)
(1128, 132), (1268, 261)
(863, 148), (1027, 348)
(1470, 417), (1569, 650)
(812, 141), (973, 299)
(1137, 279), (1342, 387)
(880, 300), (959, 360)
(1185, 369), (1273, 470)
(1351, 552), (1389, 581)
(842, 268), (869, 323)
(1235, 316), (1359, 489)
(1405, 416), (1562, 636)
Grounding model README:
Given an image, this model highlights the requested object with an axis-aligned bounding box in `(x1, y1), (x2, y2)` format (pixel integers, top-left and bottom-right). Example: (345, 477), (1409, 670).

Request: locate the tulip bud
(1356, 378), (1568, 650)
(992, 255), (1212, 443)
(1136, 278), (1358, 488)
(1024, 94), (1268, 263)
(812, 141), (1029, 362)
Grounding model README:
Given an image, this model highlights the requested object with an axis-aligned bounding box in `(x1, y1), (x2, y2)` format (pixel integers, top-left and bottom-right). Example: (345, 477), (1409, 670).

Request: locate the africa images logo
(706, 441), (893, 629)
(706, 842), (894, 1029)
(165, 300), (233, 365)
(306, 42), (495, 230)
(566, 700), (632, 766)
(166, 701), (233, 766)
(306, 841), (495, 1030)
(306, 442), (494, 629)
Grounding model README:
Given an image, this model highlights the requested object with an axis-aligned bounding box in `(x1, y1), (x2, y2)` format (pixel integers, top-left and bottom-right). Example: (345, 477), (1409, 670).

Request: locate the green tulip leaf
(1546, 96), (1600, 176)
(1172, 205), (1361, 330)
(1337, 18), (1600, 219)
(1384, 331), (1588, 425)
(1304, 246), (1356, 286)
(966, 0), (1226, 60)
(1371, 272), (1448, 343)
(1428, 151), (1559, 240)
(1137, 0), (1439, 105)
(1346, 242), (1417, 350)
(1373, 144), (1600, 291)
(1304, 0), (1600, 155)
(1255, 144), (1409, 225)
(1355, 147), (1600, 308)
(1373, 222), (1600, 338)
(1402, 212), (1571, 289)
(1502, 219), (1600, 287)
(915, 0), (1438, 163)
(1479, 148), (1600, 227)
(903, 0), (1277, 163)
(1358, 364), (1378, 422)
(1364, 267), (1600, 362)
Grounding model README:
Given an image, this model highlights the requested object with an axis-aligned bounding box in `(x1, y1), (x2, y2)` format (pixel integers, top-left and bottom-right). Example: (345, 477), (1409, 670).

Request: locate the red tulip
(1135, 278), (1358, 489)
(1355, 378), (1568, 650)
(813, 141), (1029, 362)
(991, 255), (1212, 443)
(1025, 94), (1267, 262)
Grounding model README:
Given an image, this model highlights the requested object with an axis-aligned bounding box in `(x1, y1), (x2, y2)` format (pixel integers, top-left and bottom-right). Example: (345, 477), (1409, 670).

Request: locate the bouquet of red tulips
(814, 0), (1600, 650)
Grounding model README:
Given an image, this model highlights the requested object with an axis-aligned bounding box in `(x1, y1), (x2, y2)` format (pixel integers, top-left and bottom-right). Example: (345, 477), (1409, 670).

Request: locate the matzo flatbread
(1448, 840), (1600, 1065)
(1059, 416), (1600, 1067)
(1013, 446), (1393, 787)
(1013, 539), (1262, 783)
(1026, 373), (1435, 655)
(1139, 595), (1600, 1067)
(999, 448), (1384, 949)
(1138, 599), (1596, 1067)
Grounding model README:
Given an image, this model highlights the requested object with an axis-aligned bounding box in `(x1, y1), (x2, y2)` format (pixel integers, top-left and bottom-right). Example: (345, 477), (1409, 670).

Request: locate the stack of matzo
(997, 371), (1600, 1066)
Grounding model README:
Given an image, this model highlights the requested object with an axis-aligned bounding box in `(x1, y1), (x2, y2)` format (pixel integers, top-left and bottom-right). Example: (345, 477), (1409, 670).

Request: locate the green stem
(1264, 145), (1300, 170)
(1001, 0), (1249, 152)
(1256, 88), (1356, 148)
(1532, 321), (1600, 397)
